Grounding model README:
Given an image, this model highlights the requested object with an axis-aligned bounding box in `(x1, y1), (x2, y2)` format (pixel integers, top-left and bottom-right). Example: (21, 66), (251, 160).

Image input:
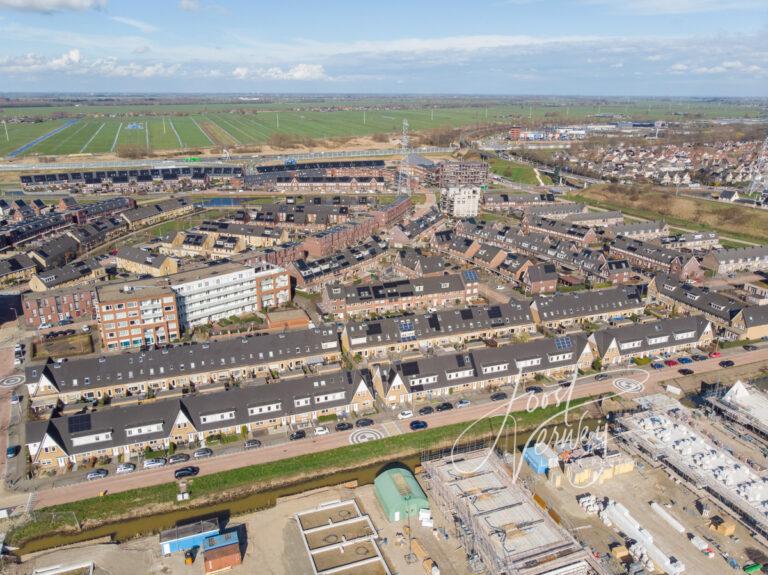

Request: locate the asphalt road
(22, 343), (768, 510)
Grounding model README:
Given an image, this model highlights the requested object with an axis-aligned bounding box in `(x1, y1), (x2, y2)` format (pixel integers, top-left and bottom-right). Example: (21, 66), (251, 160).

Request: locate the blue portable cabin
(523, 444), (552, 474)
(160, 519), (219, 555)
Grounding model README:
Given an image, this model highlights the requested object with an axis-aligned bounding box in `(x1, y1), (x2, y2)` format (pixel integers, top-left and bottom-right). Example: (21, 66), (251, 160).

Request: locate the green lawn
(489, 158), (551, 186)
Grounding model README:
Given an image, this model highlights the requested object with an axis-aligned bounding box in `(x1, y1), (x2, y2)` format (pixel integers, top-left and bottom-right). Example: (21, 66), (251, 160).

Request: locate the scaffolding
(423, 451), (590, 575)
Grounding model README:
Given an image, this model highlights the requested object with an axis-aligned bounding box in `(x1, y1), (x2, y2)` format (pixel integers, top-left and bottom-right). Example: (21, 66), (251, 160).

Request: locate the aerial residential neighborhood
(0, 2), (766, 575)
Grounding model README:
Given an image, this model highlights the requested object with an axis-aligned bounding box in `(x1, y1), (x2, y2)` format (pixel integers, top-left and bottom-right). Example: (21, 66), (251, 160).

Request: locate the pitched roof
(533, 286), (644, 321)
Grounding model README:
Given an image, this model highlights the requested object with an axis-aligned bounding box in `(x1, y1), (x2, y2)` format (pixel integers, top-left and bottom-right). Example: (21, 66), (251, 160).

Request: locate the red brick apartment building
(23, 286), (97, 328)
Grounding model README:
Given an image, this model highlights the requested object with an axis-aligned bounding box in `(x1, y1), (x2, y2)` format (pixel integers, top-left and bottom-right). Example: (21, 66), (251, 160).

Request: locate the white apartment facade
(171, 262), (259, 329)
(440, 187), (482, 218)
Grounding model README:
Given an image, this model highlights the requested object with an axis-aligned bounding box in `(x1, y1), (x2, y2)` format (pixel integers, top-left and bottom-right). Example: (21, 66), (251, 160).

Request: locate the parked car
(677, 357), (693, 364)
(289, 430), (306, 441)
(594, 373), (609, 381)
(81, 325), (91, 333)
(719, 360), (735, 368)
(244, 439), (262, 449)
(743, 344), (758, 351)
(397, 410), (414, 420)
(59, 319), (73, 326)
(490, 392), (508, 401)
(314, 426), (330, 436)
(456, 399), (471, 408)
(13, 357), (21, 366)
(143, 458), (166, 469)
(651, 363), (664, 370)
(708, 351), (721, 358)
(193, 448), (213, 459)
(174, 466), (199, 480)
(664, 359), (679, 367)
(691, 354), (708, 361)
(5, 445), (19, 459)
(116, 463), (136, 474)
(525, 386), (543, 394)
(334, 422), (353, 432)
(10, 394), (21, 405)
(168, 453), (190, 465)
(86, 468), (108, 481)
(355, 418), (374, 427)
(38, 322), (52, 329)
(678, 368), (694, 376)
(435, 402), (454, 412)
(409, 420), (428, 431)
(418, 406), (435, 415)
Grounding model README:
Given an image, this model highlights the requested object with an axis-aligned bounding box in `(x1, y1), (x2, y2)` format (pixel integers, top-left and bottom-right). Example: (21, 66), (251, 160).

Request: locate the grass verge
(9, 398), (590, 545)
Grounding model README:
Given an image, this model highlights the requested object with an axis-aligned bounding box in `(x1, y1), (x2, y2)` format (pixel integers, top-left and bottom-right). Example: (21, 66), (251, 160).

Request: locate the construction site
(703, 379), (768, 442)
(616, 394), (768, 542)
(421, 451), (597, 575)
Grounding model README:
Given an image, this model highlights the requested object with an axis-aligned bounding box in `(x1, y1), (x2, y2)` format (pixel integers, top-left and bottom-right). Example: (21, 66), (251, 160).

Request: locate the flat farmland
(2, 98), (764, 158)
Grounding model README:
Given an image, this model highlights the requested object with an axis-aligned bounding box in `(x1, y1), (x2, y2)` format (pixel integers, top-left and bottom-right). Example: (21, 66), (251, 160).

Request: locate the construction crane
(747, 134), (768, 199)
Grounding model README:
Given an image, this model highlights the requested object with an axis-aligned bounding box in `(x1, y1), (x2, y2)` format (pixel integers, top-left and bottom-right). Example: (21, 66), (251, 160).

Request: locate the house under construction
(422, 451), (592, 575)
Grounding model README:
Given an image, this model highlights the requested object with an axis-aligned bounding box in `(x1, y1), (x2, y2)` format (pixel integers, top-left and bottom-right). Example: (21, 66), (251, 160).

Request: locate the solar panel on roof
(488, 306), (502, 319)
(460, 309), (473, 320)
(68, 413), (92, 434)
(401, 362), (420, 376)
(463, 270), (479, 282)
(554, 336), (572, 350)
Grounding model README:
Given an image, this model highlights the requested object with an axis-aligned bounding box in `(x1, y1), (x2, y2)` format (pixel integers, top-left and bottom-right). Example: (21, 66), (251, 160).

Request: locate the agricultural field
(1, 97), (763, 158)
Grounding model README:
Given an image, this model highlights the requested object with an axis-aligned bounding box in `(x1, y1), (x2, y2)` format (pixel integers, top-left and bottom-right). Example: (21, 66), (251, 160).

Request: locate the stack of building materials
(576, 493), (600, 515)
(689, 535), (715, 558)
(650, 502), (685, 534)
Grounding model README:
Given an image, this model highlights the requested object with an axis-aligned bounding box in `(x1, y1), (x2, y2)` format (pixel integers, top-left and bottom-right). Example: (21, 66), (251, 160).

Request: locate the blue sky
(0, 0), (766, 96)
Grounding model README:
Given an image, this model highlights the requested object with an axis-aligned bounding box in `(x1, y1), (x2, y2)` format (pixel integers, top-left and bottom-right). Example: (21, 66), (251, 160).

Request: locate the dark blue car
(409, 420), (428, 431)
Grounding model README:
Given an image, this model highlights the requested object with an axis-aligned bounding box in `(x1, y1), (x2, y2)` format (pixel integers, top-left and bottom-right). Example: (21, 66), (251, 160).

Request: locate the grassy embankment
(489, 157), (552, 186)
(9, 398), (590, 545)
(567, 185), (768, 245)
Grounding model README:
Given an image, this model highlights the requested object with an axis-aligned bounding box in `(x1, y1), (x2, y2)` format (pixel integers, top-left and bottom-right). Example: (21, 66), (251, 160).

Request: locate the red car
(708, 351), (721, 358)
(664, 359), (678, 367)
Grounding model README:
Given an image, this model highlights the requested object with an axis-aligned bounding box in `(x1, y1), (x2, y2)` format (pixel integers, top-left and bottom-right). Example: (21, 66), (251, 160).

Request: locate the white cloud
(232, 63), (327, 81)
(179, 0), (199, 10)
(0, 0), (105, 12)
(109, 16), (157, 34)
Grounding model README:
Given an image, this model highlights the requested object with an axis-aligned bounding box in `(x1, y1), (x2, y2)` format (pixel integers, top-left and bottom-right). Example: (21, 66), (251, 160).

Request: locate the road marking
(349, 429), (384, 444)
(79, 122), (105, 153)
(381, 421), (402, 437)
(110, 122), (123, 152)
(613, 377), (645, 394)
(0, 374), (24, 388)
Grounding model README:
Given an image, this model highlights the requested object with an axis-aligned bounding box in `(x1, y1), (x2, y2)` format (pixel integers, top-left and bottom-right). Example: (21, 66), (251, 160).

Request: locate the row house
(522, 263), (559, 295)
(23, 285), (97, 329)
(483, 192), (555, 212)
(120, 198), (194, 230)
(29, 235), (80, 269)
(158, 231), (246, 261)
(388, 207), (444, 247)
(196, 221), (288, 248)
(341, 303), (536, 360)
(590, 316), (713, 366)
(26, 370), (374, 471)
(655, 231), (720, 252)
(115, 247), (179, 277)
(24, 326), (341, 406)
(29, 259), (106, 292)
(370, 195), (412, 227)
(69, 197), (135, 225)
(66, 217), (127, 253)
(274, 176), (386, 193)
(0, 213), (73, 249)
(375, 334), (593, 406)
(563, 210), (624, 228)
(252, 203), (353, 228)
(609, 237), (702, 281)
(300, 220), (378, 258)
(521, 202), (587, 222)
(531, 286), (646, 329)
(602, 221), (669, 241)
(393, 248), (449, 278)
(288, 238), (389, 291)
(0, 254), (36, 286)
(701, 246), (768, 276)
(730, 306), (768, 341)
(321, 271), (479, 319)
(523, 217), (598, 247)
(647, 273), (744, 331)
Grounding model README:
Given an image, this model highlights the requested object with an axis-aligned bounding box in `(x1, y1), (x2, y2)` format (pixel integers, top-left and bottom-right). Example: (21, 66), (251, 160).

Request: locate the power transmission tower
(747, 135), (768, 199)
(398, 119), (411, 196)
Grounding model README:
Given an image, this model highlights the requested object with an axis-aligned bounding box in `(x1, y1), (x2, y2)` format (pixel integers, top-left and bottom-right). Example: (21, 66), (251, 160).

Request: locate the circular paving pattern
(0, 374), (25, 388)
(613, 377), (644, 394)
(349, 428), (384, 444)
